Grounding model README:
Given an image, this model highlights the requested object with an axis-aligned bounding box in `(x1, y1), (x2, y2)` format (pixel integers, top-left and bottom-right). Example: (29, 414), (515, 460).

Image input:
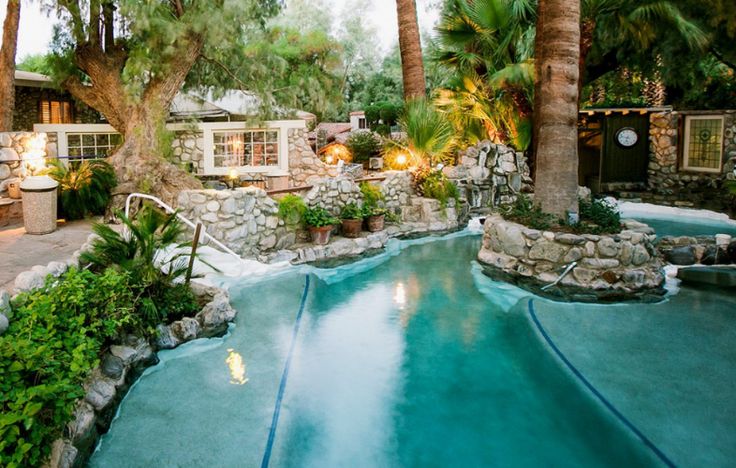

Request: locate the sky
(0, 0), (440, 62)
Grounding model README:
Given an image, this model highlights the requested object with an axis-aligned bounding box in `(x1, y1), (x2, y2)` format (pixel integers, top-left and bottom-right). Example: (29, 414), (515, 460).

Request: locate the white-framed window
(683, 115), (724, 173)
(67, 132), (123, 159)
(358, 117), (367, 129)
(212, 129), (279, 169)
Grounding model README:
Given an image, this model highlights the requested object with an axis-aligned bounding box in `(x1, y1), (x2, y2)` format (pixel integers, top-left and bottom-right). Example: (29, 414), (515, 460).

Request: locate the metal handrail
(124, 192), (242, 263)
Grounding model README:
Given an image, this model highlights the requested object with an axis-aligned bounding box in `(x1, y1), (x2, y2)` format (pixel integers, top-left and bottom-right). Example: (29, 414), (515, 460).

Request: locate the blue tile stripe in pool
(527, 299), (676, 468)
(261, 274), (311, 468)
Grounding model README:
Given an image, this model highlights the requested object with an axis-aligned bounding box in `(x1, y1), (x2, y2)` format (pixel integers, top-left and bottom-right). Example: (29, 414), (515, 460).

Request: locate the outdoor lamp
(228, 167), (239, 189)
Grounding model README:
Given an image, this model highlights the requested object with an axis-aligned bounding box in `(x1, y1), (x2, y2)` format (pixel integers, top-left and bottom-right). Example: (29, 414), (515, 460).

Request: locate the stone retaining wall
(659, 234), (736, 265)
(478, 216), (666, 302)
(177, 187), (295, 256)
(379, 171), (413, 213)
(288, 128), (339, 185)
(304, 175), (363, 214)
(445, 140), (532, 211)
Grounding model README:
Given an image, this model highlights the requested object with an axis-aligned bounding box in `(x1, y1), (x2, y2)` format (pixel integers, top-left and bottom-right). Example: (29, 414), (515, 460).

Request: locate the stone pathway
(0, 219), (97, 291)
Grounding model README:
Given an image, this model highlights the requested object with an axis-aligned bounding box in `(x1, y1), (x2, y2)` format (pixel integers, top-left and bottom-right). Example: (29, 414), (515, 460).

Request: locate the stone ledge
(478, 215), (666, 302)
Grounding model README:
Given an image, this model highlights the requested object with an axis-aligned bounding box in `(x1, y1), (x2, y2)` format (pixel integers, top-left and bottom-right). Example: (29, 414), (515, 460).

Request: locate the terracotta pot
(367, 214), (385, 232)
(7, 181), (21, 199)
(309, 225), (334, 245)
(341, 218), (362, 238)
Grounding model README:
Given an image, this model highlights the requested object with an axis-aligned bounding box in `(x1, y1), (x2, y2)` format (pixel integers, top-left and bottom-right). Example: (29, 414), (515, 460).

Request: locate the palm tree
(0, 0), (20, 131)
(434, 0), (536, 149)
(533, 0), (581, 218)
(395, 0), (426, 99)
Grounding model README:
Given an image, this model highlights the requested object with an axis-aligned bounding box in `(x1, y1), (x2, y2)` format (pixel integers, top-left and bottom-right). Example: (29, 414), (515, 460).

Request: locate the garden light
(396, 152), (407, 166)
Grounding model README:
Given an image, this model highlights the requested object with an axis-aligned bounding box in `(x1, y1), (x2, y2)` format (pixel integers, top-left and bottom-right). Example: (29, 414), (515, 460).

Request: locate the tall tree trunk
(395, 0), (426, 100)
(533, 0), (581, 218)
(62, 35), (204, 206)
(0, 0), (20, 131)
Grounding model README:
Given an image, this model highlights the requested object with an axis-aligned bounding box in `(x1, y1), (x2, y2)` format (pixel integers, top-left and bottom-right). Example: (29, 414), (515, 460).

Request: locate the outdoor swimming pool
(89, 233), (736, 467)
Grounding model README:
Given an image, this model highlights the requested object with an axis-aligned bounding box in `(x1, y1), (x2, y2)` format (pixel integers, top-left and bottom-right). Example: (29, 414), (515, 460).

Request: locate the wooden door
(600, 114), (649, 183)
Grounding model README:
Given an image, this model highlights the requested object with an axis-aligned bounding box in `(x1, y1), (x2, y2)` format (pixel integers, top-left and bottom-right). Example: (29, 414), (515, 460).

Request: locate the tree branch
(199, 53), (251, 91)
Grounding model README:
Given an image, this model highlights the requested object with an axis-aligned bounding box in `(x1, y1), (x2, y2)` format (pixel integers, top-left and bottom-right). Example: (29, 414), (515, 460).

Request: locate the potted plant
(364, 205), (386, 232)
(340, 203), (363, 238)
(304, 206), (339, 245)
(360, 182), (387, 232)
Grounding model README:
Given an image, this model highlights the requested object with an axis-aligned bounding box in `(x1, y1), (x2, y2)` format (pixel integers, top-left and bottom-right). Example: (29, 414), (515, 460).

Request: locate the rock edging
(478, 215), (666, 302)
(45, 281), (237, 468)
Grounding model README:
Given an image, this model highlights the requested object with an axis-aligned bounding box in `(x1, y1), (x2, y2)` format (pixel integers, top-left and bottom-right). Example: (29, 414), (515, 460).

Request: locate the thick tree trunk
(533, 0), (581, 218)
(0, 0), (20, 131)
(62, 34), (205, 207)
(395, 0), (426, 100)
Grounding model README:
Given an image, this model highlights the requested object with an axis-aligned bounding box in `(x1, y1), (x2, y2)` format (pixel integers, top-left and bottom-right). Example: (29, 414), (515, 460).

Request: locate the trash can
(20, 175), (59, 235)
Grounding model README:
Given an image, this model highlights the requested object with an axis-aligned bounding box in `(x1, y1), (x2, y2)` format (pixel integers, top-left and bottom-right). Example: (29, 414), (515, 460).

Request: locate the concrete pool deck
(526, 286), (736, 467)
(0, 219), (98, 291)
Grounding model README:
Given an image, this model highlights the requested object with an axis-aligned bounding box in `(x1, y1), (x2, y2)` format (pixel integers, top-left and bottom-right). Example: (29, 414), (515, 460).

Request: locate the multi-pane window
(39, 100), (74, 124)
(212, 129), (279, 168)
(683, 116), (724, 173)
(67, 133), (123, 159)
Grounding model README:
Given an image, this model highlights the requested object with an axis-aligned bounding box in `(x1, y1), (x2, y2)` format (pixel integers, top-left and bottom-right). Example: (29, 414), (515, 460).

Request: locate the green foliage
(360, 182), (385, 210)
(277, 194), (307, 226)
(573, 197), (622, 234)
(364, 101), (404, 135)
(340, 203), (363, 220)
(400, 99), (457, 167)
(0, 268), (136, 467)
(16, 53), (55, 76)
(500, 194), (556, 230)
(346, 131), (381, 164)
(81, 205), (200, 325)
(416, 170), (460, 210)
(43, 159), (117, 220)
(303, 207), (339, 228)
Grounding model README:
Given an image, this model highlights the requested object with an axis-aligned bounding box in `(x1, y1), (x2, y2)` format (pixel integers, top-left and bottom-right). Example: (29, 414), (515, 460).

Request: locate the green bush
(81, 205), (201, 326)
(43, 159), (117, 220)
(0, 268), (136, 467)
(346, 131), (381, 164)
(277, 194), (307, 226)
(360, 182), (384, 209)
(573, 198), (622, 234)
(303, 207), (339, 228)
(500, 194), (555, 230)
(417, 170), (460, 209)
(340, 203), (363, 220)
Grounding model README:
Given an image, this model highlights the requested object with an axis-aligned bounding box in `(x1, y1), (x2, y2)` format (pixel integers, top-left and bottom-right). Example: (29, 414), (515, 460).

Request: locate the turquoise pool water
(90, 234), (736, 467)
(631, 215), (736, 237)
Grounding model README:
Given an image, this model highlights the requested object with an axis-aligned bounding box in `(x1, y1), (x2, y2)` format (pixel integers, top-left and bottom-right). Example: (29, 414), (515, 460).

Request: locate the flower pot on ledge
(309, 225), (334, 245)
(366, 214), (385, 232)
(341, 218), (362, 238)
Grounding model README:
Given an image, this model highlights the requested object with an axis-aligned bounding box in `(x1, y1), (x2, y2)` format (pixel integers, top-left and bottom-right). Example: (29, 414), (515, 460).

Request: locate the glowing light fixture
(226, 348), (248, 385)
(396, 153), (407, 166)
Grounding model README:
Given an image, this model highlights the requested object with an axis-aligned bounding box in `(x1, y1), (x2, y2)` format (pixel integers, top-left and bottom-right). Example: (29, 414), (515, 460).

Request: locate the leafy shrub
(277, 194), (307, 226)
(0, 268), (136, 467)
(43, 159), (117, 220)
(416, 170), (460, 209)
(340, 203), (363, 220)
(573, 197), (622, 234)
(346, 131), (381, 164)
(304, 207), (339, 228)
(360, 182), (385, 209)
(81, 205), (200, 326)
(500, 194), (556, 230)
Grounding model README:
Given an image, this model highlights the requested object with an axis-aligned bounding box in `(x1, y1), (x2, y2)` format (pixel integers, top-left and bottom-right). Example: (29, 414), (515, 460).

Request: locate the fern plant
(42, 159), (117, 220)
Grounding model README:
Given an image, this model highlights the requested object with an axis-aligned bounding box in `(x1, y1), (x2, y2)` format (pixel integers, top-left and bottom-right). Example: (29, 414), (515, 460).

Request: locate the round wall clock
(615, 127), (639, 148)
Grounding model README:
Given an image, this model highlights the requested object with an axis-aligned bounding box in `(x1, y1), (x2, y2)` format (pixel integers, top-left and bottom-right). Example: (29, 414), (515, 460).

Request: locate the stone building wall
(170, 129), (204, 174)
(14, 86), (101, 132)
(288, 128), (338, 185)
(647, 111), (736, 207)
(478, 215), (665, 302)
(445, 140), (532, 210)
(0, 132), (48, 194)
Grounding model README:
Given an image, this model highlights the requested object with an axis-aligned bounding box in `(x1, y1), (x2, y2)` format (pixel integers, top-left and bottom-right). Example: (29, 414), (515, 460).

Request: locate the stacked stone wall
(288, 128), (338, 185)
(478, 216), (665, 302)
(445, 140), (532, 211)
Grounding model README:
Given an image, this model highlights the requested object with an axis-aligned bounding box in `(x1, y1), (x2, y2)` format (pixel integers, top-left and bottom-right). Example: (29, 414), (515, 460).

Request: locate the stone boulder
(664, 246), (697, 265)
(196, 293), (236, 336)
